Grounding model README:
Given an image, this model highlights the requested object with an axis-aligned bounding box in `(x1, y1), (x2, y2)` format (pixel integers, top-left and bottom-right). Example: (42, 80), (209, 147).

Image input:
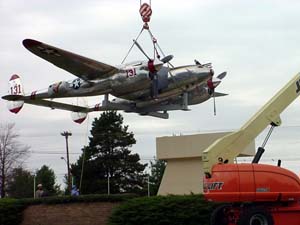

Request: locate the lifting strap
(121, 1), (167, 64)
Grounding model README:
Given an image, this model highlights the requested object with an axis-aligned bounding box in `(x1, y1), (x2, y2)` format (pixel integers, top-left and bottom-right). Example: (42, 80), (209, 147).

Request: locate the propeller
(194, 59), (212, 68)
(207, 71), (227, 116)
(161, 55), (173, 64)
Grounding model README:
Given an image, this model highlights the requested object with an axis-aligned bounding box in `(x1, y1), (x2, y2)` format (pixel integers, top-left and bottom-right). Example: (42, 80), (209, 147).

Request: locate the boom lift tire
(237, 207), (274, 225)
(210, 204), (230, 225)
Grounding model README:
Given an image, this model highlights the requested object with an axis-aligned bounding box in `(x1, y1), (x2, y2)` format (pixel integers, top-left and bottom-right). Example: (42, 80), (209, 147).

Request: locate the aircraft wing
(22, 39), (119, 81)
(23, 99), (90, 112)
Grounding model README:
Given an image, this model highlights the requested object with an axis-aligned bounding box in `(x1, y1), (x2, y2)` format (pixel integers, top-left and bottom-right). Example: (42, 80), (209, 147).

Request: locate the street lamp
(60, 156), (67, 164)
(61, 131), (72, 193)
(60, 156), (73, 187)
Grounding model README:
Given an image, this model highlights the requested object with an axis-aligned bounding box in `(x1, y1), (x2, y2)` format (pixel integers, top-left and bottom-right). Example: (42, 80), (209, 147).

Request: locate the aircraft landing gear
(102, 94), (109, 107)
(182, 92), (189, 111)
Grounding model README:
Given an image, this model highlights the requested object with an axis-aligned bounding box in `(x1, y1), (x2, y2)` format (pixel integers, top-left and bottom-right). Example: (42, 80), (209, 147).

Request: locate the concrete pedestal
(156, 132), (255, 195)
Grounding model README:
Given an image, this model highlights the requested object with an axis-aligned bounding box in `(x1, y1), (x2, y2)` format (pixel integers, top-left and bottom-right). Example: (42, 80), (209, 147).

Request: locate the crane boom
(202, 72), (300, 175)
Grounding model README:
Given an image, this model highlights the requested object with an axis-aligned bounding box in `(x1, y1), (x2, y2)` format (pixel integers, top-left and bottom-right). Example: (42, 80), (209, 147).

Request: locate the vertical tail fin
(70, 97), (88, 124)
(7, 74), (24, 113)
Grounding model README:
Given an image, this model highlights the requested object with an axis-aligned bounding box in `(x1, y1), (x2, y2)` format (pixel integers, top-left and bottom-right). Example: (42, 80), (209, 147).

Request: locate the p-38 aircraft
(2, 39), (227, 123)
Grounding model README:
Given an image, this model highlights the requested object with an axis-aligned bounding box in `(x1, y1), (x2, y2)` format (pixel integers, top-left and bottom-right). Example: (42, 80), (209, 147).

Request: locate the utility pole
(107, 171), (110, 195)
(147, 175), (150, 197)
(61, 131), (72, 194)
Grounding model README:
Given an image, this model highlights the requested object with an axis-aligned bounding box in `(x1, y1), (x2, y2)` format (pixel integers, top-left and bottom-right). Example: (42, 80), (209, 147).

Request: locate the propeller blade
(213, 91), (216, 116)
(161, 55), (173, 63)
(194, 60), (212, 68)
(133, 39), (151, 60)
(217, 71), (227, 80)
(212, 79), (221, 88)
(194, 59), (201, 65)
(202, 62), (212, 68)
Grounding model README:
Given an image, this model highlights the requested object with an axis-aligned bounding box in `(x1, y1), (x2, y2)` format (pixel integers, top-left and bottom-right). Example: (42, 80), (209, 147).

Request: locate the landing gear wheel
(237, 207), (274, 225)
(210, 204), (230, 225)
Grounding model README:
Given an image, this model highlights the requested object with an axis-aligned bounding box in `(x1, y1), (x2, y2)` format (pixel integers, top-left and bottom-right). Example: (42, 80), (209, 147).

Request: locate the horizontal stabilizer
(2, 95), (24, 101)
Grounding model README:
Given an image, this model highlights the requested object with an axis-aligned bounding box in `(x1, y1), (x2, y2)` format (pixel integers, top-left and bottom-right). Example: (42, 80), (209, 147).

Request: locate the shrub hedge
(108, 194), (219, 225)
(0, 194), (218, 225)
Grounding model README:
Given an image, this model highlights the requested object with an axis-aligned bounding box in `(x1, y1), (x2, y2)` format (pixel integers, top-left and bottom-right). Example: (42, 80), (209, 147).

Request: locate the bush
(0, 198), (26, 225)
(108, 194), (219, 225)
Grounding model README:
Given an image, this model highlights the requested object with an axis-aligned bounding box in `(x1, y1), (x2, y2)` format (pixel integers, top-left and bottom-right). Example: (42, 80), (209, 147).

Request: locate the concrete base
(158, 157), (204, 195)
(156, 132), (255, 195)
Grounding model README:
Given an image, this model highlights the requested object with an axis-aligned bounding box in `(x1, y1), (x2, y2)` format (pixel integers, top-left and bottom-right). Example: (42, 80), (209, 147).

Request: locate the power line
(29, 151), (155, 160)
(30, 151), (81, 155)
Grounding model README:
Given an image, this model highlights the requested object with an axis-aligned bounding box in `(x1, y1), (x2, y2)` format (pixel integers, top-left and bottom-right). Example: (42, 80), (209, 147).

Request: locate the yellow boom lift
(202, 72), (300, 176)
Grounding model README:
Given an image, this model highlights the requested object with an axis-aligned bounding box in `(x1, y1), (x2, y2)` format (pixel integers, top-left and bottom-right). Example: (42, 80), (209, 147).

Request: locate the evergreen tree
(36, 165), (60, 196)
(7, 167), (34, 198)
(149, 159), (166, 195)
(71, 111), (147, 194)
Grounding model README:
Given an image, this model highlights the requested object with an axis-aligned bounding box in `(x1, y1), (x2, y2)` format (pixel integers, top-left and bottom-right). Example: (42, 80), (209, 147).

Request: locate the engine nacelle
(48, 81), (68, 96)
(187, 86), (211, 105)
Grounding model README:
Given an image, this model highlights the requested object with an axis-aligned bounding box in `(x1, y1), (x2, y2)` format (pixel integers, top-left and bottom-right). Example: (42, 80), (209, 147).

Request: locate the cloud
(1, 0), (300, 186)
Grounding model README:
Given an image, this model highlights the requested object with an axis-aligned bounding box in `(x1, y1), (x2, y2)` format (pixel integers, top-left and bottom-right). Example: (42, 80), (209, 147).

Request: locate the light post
(107, 172), (110, 195)
(61, 156), (74, 187)
(33, 173), (36, 199)
(147, 175), (150, 197)
(147, 159), (156, 197)
(147, 163), (153, 197)
(61, 131), (72, 193)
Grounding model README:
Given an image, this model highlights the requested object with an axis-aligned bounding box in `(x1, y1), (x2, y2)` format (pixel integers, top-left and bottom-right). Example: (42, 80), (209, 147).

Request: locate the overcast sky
(1, 0), (300, 186)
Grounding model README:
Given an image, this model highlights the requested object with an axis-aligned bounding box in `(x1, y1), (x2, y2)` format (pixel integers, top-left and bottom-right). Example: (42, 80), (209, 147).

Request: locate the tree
(149, 159), (166, 195)
(7, 167), (34, 198)
(35, 165), (60, 196)
(71, 111), (147, 194)
(0, 123), (29, 198)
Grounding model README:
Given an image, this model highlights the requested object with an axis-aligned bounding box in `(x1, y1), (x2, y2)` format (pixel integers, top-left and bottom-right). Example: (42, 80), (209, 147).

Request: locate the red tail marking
(94, 103), (101, 111)
(9, 105), (23, 114)
(10, 74), (20, 81)
(74, 117), (86, 124)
